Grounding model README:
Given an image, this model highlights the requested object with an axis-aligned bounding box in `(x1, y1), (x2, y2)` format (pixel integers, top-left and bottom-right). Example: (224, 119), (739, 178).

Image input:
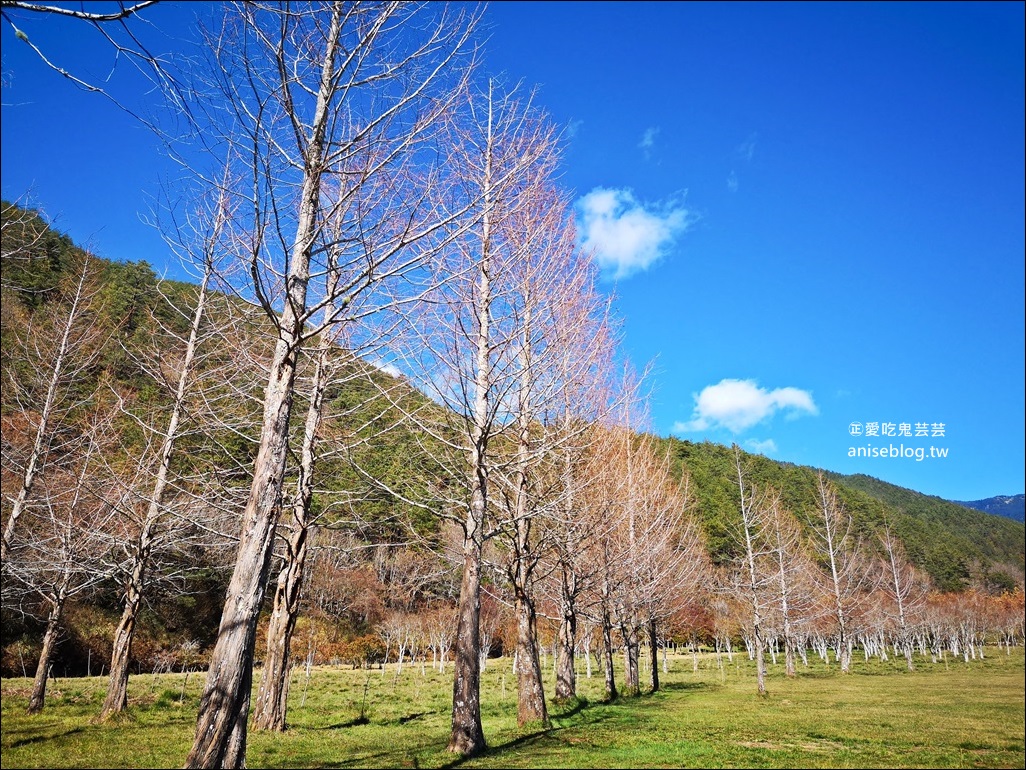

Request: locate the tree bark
(621, 618), (640, 697)
(513, 580), (548, 726)
(184, 8), (342, 766)
(253, 298), (331, 732)
(553, 568), (577, 702)
(647, 616), (660, 693)
(448, 511), (485, 755)
(101, 265), (211, 721)
(27, 586), (67, 714)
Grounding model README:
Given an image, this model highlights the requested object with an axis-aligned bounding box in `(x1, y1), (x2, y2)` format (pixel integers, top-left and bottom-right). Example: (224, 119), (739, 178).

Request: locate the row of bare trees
(3, 5), (1023, 770)
(718, 446), (1024, 695)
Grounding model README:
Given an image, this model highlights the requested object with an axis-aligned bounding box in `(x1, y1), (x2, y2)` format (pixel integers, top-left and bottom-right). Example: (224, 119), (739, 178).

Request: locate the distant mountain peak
(953, 494), (1025, 523)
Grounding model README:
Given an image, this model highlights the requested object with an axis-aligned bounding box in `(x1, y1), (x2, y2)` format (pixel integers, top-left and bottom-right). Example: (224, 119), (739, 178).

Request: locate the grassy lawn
(2, 647), (1023, 768)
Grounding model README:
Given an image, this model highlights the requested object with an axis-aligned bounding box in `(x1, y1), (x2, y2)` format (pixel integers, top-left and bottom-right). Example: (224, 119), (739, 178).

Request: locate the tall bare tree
(729, 445), (774, 694)
(808, 472), (870, 673)
(180, 4), (476, 766)
(2, 249), (106, 562)
(385, 77), (570, 754)
(877, 519), (929, 671)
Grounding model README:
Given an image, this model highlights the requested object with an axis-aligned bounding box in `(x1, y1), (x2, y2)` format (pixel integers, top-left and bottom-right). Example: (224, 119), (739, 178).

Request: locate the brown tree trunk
(252, 522), (308, 731)
(27, 588), (67, 714)
(101, 562), (144, 718)
(448, 517), (485, 756)
(600, 593), (617, 701)
(621, 618), (640, 696)
(553, 569), (577, 703)
(513, 585), (548, 726)
(647, 616), (660, 693)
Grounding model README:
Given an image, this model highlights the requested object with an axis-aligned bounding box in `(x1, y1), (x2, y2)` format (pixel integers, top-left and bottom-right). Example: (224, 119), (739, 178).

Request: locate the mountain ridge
(953, 493), (1026, 523)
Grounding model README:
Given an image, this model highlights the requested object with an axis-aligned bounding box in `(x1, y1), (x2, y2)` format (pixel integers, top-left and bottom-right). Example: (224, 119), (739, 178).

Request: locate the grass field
(2, 647), (1023, 768)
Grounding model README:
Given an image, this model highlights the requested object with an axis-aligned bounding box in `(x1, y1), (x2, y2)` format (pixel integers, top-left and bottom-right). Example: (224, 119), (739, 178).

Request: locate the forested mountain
(2, 199), (1023, 685)
(665, 439), (1024, 594)
(954, 494), (1026, 523)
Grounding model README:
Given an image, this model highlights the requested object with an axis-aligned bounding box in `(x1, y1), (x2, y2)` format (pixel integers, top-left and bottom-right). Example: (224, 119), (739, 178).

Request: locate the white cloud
(673, 378), (818, 434)
(638, 126), (660, 158)
(736, 133), (757, 162)
(727, 170), (739, 193)
(576, 187), (690, 279)
(745, 438), (778, 455)
(370, 359), (402, 379)
(566, 119), (584, 139)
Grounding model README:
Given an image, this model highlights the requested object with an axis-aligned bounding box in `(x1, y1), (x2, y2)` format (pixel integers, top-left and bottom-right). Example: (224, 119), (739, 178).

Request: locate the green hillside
(664, 437), (1024, 593)
(2, 200), (1022, 680)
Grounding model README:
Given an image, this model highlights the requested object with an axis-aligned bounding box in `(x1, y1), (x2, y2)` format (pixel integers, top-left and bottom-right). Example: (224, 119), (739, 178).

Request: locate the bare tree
(2, 250), (106, 562)
(488, 168), (617, 727)
(384, 78), (565, 756)
(765, 494), (816, 678)
(98, 183), (247, 720)
(728, 445), (774, 694)
(877, 519), (929, 671)
(179, 4), (476, 766)
(807, 472), (871, 673)
(4, 395), (119, 713)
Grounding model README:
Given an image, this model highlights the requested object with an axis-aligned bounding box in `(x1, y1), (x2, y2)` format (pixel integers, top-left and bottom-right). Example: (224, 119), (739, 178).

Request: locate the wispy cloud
(576, 187), (690, 279)
(745, 438), (778, 455)
(673, 378), (818, 433)
(728, 133), (758, 192)
(736, 133), (758, 162)
(566, 118), (584, 140)
(638, 126), (660, 159)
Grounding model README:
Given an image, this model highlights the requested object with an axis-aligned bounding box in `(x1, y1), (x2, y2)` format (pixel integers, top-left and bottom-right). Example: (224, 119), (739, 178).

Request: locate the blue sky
(2, 2), (1023, 502)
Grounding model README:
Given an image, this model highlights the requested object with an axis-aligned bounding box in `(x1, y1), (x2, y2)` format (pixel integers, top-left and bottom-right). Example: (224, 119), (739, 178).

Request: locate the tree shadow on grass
(657, 680), (712, 694)
(440, 698), (621, 769)
(7, 725), (86, 749)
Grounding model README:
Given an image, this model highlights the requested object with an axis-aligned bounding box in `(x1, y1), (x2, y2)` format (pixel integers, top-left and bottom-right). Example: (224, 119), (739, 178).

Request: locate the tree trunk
(27, 588), (67, 714)
(600, 582), (617, 701)
(513, 586), (548, 726)
(553, 575), (577, 703)
(252, 522), (309, 731)
(100, 563), (144, 718)
(102, 261), (210, 721)
(647, 617), (660, 693)
(621, 619), (640, 697)
(448, 521), (485, 756)
(184, 7), (342, 766)
(253, 312), (329, 733)
(754, 625), (766, 695)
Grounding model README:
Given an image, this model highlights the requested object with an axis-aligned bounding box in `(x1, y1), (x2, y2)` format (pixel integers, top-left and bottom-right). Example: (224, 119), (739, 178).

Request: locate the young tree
(489, 169), (618, 726)
(807, 472), (871, 673)
(1, 250), (106, 562)
(386, 79), (565, 756)
(4, 397), (119, 713)
(765, 494), (816, 678)
(99, 190), (237, 721)
(180, 4), (476, 766)
(877, 519), (929, 671)
(729, 445), (773, 694)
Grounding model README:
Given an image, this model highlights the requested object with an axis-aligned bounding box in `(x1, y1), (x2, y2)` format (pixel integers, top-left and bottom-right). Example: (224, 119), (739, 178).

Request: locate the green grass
(2, 648), (1024, 768)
